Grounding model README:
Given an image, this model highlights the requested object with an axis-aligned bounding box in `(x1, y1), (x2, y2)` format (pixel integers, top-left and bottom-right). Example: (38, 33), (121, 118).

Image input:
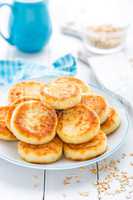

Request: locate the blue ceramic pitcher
(0, 0), (52, 53)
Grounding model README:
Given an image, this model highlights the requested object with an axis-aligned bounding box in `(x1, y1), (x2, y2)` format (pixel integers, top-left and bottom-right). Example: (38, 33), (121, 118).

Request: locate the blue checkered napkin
(52, 54), (77, 73)
(0, 54), (77, 85)
(0, 60), (23, 84)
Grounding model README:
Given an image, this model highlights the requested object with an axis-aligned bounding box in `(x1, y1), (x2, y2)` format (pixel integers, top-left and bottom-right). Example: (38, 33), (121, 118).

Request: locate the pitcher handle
(0, 3), (13, 45)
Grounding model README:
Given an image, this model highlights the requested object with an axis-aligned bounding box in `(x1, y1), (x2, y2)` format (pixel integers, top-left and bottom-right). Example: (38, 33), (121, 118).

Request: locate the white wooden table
(0, 0), (133, 199)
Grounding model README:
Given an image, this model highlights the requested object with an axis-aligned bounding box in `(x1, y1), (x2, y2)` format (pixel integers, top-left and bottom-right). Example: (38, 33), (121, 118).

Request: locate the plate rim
(0, 84), (129, 170)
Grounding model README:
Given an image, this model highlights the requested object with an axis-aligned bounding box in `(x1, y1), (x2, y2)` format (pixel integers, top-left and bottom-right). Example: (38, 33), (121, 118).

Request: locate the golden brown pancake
(57, 104), (100, 144)
(0, 106), (16, 141)
(18, 136), (63, 164)
(6, 97), (39, 131)
(10, 100), (58, 144)
(81, 94), (109, 124)
(41, 79), (81, 110)
(55, 76), (92, 95)
(64, 130), (107, 161)
(101, 107), (120, 135)
(8, 81), (45, 103)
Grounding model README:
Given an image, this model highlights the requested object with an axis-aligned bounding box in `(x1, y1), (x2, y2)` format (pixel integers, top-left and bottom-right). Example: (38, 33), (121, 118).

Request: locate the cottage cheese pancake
(6, 97), (39, 131)
(64, 130), (107, 161)
(55, 76), (92, 95)
(101, 107), (120, 135)
(18, 136), (63, 164)
(41, 80), (81, 110)
(81, 95), (109, 124)
(11, 100), (57, 144)
(57, 104), (100, 144)
(8, 81), (45, 103)
(0, 106), (16, 141)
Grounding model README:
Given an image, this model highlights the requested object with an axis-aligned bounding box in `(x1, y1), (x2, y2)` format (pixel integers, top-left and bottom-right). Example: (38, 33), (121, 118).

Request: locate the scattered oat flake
(66, 176), (72, 180)
(79, 192), (89, 197)
(63, 176), (73, 185)
(129, 153), (133, 157)
(74, 176), (80, 179)
(130, 162), (133, 166)
(96, 159), (133, 197)
(63, 180), (70, 185)
(80, 167), (85, 170)
(74, 176), (80, 183)
(63, 179), (70, 185)
(90, 168), (97, 174)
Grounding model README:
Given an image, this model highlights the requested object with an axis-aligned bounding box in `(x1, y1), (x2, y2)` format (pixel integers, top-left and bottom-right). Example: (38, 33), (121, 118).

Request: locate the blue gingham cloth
(0, 54), (77, 85)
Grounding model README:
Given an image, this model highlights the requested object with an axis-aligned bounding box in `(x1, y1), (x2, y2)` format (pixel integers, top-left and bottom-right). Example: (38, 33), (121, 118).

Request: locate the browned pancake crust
(64, 130), (107, 161)
(18, 136), (63, 163)
(101, 107), (120, 135)
(11, 100), (57, 144)
(57, 104), (100, 144)
(0, 106), (16, 141)
(41, 80), (81, 109)
(6, 97), (39, 130)
(55, 76), (91, 94)
(8, 81), (45, 103)
(81, 95), (109, 124)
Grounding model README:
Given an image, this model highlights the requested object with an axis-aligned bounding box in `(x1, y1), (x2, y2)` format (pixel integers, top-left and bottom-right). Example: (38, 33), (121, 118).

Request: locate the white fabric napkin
(88, 52), (133, 106)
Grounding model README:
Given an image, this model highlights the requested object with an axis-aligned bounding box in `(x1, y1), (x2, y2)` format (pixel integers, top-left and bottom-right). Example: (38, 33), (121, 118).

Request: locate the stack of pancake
(0, 77), (121, 164)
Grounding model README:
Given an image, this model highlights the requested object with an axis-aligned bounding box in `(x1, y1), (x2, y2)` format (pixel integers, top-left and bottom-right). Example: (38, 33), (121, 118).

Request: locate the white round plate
(0, 84), (129, 170)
